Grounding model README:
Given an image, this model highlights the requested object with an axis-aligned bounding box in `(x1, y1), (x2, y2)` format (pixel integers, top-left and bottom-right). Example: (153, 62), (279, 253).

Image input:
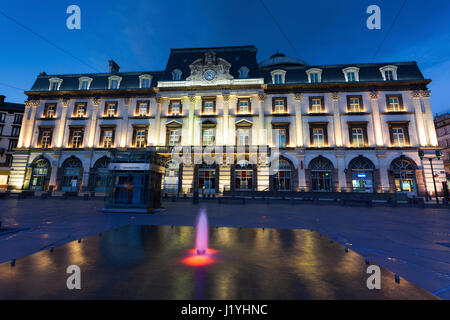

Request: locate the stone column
(336, 151), (347, 192)
(222, 92), (230, 146)
(188, 94), (196, 146)
(154, 95), (163, 146)
(48, 155), (60, 189)
(257, 92), (266, 145)
(120, 97), (131, 147)
(409, 90), (427, 146)
(57, 97), (70, 148)
(421, 90), (438, 146)
(377, 151), (390, 193)
(88, 97), (100, 148)
(293, 93), (303, 147)
(25, 99), (39, 148)
(369, 91), (384, 146)
(18, 102), (31, 148)
(330, 92), (342, 147)
(296, 152), (306, 191)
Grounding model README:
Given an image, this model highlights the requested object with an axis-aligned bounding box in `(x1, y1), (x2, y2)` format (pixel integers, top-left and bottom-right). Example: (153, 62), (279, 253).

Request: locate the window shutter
(179, 102), (183, 114)
(168, 102), (172, 115)
(272, 98), (276, 113)
(403, 124), (410, 145)
(132, 128), (137, 147)
(37, 129), (43, 148)
(309, 126), (314, 145)
(348, 125), (353, 146)
(111, 129), (115, 147)
(68, 129), (74, 148)
(346, 96), (351, 112)
(388, 124), (394, 145)
(323, 125), (328, 146)
(398, 95), (404, 110)
(248, 99), (251, 113)
(320, 97), (325, 112)
(363, 126), (368, 146)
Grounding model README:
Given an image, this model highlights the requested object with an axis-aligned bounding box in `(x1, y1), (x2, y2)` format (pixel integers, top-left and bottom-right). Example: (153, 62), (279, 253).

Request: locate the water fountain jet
(195, 209), (208, 255)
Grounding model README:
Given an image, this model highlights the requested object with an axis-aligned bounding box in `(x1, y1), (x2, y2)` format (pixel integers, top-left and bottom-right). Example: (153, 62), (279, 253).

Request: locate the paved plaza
(0, 198), (449, 299)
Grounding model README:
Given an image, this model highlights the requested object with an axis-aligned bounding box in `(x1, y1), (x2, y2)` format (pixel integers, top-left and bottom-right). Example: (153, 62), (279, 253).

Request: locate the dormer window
(139, 74), (152, 88)
(238, 66), (249, 78)
(172, 69), (182, 81)
(306, 68), (322, 83)
(343, 67), (360, 82)
(108, 75), (122, 89)
(48, 77), (63, 91)
(78, 77), (92, 90)
(271, 69), (286, 84)
(380, 65), (398, 81)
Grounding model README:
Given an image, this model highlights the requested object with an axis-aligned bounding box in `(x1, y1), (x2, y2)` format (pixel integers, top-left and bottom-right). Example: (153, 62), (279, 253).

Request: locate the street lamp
(419, 150), (442, 204)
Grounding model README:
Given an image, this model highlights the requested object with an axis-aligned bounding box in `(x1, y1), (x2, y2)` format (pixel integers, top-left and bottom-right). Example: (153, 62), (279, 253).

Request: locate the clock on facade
(203, 70), (216, 81)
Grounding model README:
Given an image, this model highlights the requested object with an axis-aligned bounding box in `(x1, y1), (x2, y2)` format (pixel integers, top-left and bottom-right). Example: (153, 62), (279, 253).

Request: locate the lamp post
(419, 150), (442, 204)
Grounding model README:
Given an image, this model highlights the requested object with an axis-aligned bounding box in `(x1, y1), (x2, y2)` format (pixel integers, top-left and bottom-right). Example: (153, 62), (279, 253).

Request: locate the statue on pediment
(187, 51), (234, 82)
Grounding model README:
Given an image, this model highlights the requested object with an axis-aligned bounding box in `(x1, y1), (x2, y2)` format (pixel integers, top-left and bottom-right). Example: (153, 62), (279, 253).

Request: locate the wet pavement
(0, 198), (449, 299)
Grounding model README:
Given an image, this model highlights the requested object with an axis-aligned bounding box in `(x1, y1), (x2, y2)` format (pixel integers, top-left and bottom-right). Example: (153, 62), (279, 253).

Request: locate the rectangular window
(274, 74), (283, 84)
(137, 102), (149, 116)
(311, 98), (322, 113)
(103, 130), (113, 148)
(141, 78), (150, 88)
(0, 113), (5, 122)
(351, 128), (364, 147)
(274, 128), (287, 148)
(310, 73), (319, 83)
(202, 128), (215, 146)
(11, 126), (20, 137)
(14, 114), (23, 124)
(203, 101), (214, 114)
(348, 97), (361, 112)
(135, 129), (147, 148)
(41, 131), (52, 148)
(273, 99), (286, 113)
(347, 72), (356, 82)
(75, 103), (87, 117)
(72, 130), (83, 148)
(106, 103), (117, 117)
(392, 128), (406, 146)
(388, 96), (401, 111)
(8, 139), (18, 151)
(385, 70), (394, 81)
(313, 128), (324, 147)
(81, 81), (89, 90)
(168, 129), (181, 146)
(170, 101), (181, 115)
(110, 80), (119, 89)
(238, 99), (250, 114)
(237, 128), (250, 145)
(45, 104), (56, 118)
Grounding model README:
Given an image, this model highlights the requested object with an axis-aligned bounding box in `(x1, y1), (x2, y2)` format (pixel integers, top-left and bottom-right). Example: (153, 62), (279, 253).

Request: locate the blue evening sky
(1, 0), (449, 114)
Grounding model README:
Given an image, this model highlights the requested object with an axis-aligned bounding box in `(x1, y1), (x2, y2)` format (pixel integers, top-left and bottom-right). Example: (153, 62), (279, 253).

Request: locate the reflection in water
(0, 225), (437, 300)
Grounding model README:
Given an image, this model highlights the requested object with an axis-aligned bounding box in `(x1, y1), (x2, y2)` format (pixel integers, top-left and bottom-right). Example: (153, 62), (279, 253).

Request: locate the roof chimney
(109, 60), (120, 73)
(0, 95), (5, 105)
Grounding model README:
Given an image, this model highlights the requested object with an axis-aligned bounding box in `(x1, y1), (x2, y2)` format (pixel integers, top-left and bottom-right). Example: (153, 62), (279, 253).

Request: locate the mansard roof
(27, 45), (428, 93)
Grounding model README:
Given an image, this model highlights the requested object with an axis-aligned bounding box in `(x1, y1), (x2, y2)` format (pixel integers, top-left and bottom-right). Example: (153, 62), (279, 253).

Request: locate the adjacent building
(0, 95), (24, 189)
(435, 113), (450, 180)
(8, 45), (445, 198)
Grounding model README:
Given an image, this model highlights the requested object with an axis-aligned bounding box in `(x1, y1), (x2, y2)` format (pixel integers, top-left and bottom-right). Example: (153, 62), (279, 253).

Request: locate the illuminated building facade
(0, 95), (24, 189)
(8, 45), (445, 197)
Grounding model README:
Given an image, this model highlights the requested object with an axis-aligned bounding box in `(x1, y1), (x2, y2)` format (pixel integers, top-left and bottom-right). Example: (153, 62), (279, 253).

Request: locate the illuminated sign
(108, 163), (150, 171)
(357, 173), (367, 178)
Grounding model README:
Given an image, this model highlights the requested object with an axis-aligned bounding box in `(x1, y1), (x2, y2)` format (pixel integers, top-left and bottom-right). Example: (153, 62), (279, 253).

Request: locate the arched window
(349, 156), (375, 192)
(30, 157), (51, 190)
(172, 69), (182, 81)
(90, 156), (110, 192)
(238, 66), (249, 78)
(61, 157), (82, 191)
(273, 159), (292, 191)
(309, 156), (333, 192)
(390, 157), (417, 194)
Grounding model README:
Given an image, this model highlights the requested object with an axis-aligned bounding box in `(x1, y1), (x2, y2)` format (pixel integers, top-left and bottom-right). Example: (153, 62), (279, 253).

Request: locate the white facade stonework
(9, 46), (445, 197)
